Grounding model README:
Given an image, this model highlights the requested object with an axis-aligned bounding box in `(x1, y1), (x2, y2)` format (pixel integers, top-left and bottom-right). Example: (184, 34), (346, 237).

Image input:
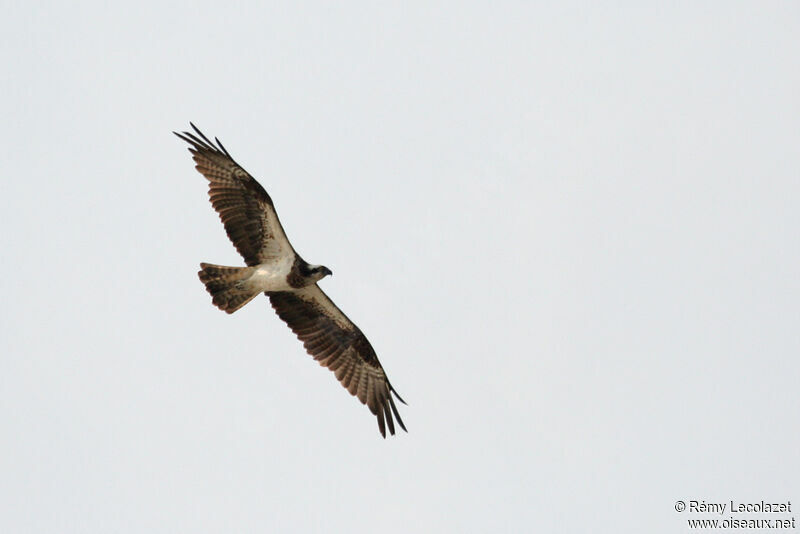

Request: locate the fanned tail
(198, 263), (259, 314)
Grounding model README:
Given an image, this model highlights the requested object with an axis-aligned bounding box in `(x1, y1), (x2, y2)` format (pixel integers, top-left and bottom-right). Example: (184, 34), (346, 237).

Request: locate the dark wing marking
(174, 123), (294, 266)
(268, 285), (407, 438)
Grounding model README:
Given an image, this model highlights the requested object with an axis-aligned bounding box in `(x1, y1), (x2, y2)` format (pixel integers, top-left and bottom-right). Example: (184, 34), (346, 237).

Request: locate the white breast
(247, 256), (295, 292)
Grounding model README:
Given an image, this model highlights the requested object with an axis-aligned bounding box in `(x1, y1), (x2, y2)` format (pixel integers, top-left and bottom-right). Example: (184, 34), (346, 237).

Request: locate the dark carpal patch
(287, 257), (309, 288)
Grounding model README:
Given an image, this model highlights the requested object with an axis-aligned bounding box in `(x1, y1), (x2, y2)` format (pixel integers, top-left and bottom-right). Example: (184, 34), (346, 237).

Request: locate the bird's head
(309, 265), (333, 282)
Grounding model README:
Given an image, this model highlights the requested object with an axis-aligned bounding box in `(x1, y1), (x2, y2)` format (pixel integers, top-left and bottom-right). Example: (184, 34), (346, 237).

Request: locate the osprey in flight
(175, 124), (406, 437)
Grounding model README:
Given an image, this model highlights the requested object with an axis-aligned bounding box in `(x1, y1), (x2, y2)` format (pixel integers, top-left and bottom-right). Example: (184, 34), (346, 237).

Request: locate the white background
(2, 2), (798, 532)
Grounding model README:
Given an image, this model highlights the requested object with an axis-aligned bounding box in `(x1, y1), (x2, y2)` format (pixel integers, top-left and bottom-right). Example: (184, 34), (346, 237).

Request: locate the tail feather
(198, 263), (259, 314)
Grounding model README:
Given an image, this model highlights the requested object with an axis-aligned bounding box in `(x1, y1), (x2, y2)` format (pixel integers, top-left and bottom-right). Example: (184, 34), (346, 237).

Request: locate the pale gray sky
(2, 2), (798, 532)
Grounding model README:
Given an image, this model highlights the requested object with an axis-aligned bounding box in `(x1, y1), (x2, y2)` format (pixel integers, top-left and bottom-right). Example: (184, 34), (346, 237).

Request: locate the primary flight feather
(175, 123), (406, 437)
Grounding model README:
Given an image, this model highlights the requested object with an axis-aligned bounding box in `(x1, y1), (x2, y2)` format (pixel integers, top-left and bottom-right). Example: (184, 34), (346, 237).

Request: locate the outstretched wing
(268, 285), (407, 437)
(174, 123), (294, 266)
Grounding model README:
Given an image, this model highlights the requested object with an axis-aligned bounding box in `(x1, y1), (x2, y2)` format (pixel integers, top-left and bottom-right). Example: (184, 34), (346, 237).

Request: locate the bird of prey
(175, 124), (406, 437)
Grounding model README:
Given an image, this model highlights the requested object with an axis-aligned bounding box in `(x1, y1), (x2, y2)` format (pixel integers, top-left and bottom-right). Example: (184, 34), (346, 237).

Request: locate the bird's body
(198, 255), (329, 312)
(175, 124), (406, 437)
(250, 257), (296, 291)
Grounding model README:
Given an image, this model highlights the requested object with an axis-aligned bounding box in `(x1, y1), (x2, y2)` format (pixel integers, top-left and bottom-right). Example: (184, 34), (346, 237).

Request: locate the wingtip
(391, 388), (408, 406)
(388, 394), (407, 433)
(377, 408), (386, 438)
(215, 136), (232, 157)
(384, 404), (396, 436)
